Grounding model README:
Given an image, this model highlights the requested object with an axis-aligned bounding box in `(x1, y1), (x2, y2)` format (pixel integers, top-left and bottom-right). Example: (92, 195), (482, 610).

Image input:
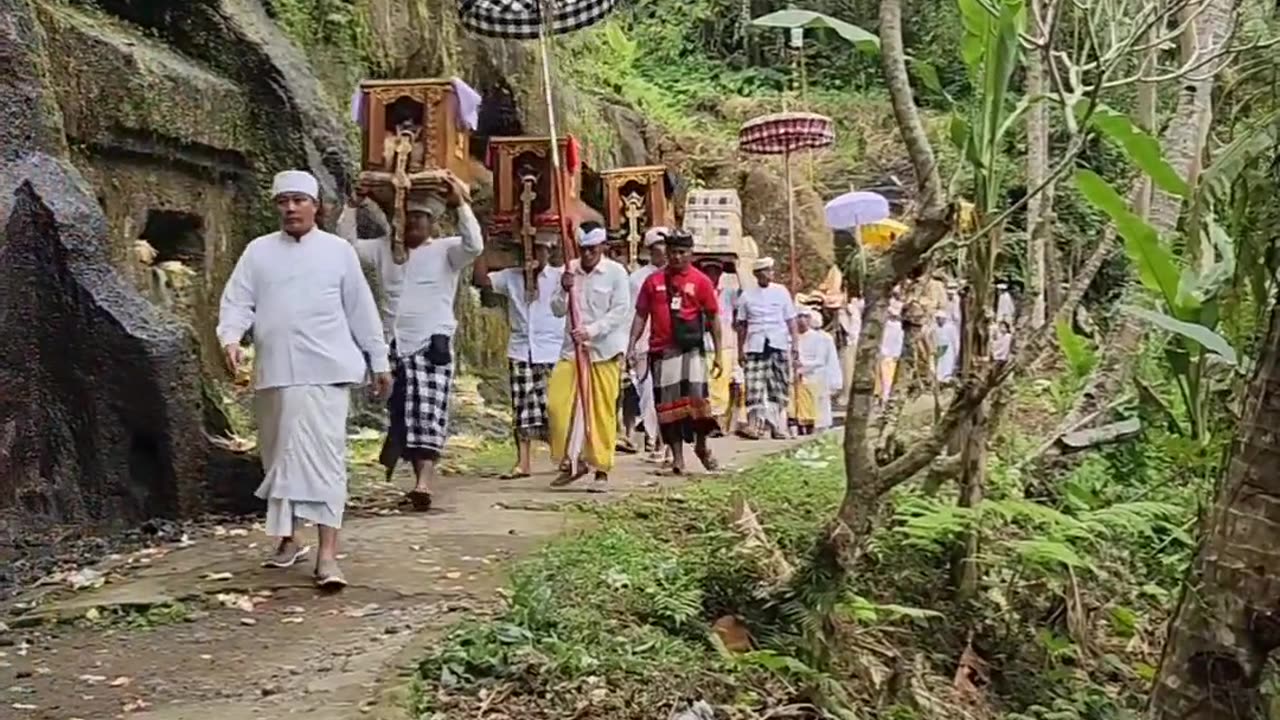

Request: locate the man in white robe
(878, 306), (905, 404)
(735, 257), (800, 439)
(621, 227), (667, 457)
(472, 233), (565, 478)
(341, 175), (482, 511)
(996, 282), (1016, 325)
(218, 170), (391, 589)
(793, 309), (843, 432)
(934, 310), (960, 382)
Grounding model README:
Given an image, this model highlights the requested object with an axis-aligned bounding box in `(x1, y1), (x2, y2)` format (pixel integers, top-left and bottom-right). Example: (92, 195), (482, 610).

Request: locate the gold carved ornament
(621, 191), (645, 271)
(390, 132), (414, 265)
(518, 170), (540, 302)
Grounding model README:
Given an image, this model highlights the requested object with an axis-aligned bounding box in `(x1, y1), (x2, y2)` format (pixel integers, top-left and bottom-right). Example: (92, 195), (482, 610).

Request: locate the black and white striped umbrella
(458, 0), (617, 39)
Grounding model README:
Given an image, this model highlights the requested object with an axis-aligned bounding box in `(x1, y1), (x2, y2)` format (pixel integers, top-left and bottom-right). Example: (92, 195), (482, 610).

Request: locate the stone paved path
(1, 435), (797, 720)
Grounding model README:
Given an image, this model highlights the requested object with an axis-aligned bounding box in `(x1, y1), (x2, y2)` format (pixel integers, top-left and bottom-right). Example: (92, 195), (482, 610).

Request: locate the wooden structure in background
(355, 78), (473, 264)
(600, 165), (672, 270)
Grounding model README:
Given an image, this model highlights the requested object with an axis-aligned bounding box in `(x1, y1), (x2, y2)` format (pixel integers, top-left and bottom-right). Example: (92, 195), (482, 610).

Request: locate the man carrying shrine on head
(340, 173), (482, 512)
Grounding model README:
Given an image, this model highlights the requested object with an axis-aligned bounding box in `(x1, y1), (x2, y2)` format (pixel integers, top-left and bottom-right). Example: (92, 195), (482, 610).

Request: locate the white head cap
(996, 282), (1009, 289)
(935, 310), (948, 320)
(753, 257), (775, 272)
(271, 170), (319, 200)
(643, 226), (669, 248)
(407, 194), (447, 218)
(807, 308), (824, 325)
(578, 226), (608, 248)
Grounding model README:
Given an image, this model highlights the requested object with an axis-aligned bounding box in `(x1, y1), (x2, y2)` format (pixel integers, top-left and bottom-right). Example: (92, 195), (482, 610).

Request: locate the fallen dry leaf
(343, 604), (383, 619)
(282, 606), (306, 615)
(216, 593), (256, 613)
(227, 529), (249, 538)
(444, 571), (462, 580)
(122, 698), (150, 712)
(109, 676), (132, 688)
(712, 616), (753, 653)
(11, 703), (38, 710)
(66, 568), (106, 591)
(84, 607), (101, 622)
(280, 617), (304, 625)
(240, 618), (258, 627)
(201, 572), (234, 582)
(78, 674), (108, 684)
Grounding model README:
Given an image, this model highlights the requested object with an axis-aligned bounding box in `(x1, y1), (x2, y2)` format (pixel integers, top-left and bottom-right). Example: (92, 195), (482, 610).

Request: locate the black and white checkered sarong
(744, 348), (790, 416)
(387, 346), (453, 460)
(509, 359), (552, 440)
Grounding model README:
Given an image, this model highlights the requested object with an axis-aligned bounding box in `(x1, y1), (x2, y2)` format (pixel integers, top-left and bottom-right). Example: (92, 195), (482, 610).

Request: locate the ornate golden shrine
(600, 165), (672, 270)
(484, 135), (584, 298)
(355, 78), (474, 264)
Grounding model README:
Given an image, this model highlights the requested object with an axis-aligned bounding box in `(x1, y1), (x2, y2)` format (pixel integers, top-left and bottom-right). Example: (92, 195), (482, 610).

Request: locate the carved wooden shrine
(600, 165), (672, 270)
(355, 78), (474, 264)
(485, 135), (582, 298)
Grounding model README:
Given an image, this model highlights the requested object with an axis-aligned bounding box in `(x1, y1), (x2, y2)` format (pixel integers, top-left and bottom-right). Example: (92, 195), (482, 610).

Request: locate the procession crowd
(216, 169), (1019, 588)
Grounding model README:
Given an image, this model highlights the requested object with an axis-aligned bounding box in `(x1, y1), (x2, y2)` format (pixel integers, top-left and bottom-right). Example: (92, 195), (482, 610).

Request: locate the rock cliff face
(0, 0), (348, 530)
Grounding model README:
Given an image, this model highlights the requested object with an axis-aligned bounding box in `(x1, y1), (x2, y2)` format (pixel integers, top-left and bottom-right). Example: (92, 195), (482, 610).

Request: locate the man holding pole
(547, 222), (632, 490)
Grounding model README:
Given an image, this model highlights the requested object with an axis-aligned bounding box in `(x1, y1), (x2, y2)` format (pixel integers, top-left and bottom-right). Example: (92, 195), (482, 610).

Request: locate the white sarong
(254, 384), (351, 537)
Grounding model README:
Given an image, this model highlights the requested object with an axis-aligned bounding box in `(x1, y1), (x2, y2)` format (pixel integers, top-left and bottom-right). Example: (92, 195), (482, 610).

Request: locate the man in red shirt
(628, 230), (724, 474)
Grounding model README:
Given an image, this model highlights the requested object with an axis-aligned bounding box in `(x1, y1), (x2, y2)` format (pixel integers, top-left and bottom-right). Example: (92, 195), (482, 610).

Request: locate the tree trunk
(1149, 291), (1280, 719)
(952, 220), (998, 598)
(1025, 4), (1049, 330)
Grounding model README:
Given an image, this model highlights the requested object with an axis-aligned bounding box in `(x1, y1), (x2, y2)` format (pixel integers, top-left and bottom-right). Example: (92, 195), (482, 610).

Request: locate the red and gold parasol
(738, 111), (835, 289)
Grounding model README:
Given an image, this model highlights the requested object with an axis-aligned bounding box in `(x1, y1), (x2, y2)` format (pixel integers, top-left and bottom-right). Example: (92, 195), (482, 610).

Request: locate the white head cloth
(407, 194), (447, 217)
(753, 257), (775, 271)
(643, 226), (670, 248)
(807, 308), (823, 325)
(578, 226), (608, 248)
(271, 170), (319, 200)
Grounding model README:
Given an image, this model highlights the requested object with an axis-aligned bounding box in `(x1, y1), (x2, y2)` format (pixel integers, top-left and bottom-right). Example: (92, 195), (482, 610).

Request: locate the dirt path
(1, 435), (796, 720)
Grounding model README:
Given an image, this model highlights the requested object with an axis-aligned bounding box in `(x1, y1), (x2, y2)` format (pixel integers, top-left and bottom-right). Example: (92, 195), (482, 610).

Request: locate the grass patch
(411, 440), (886, 718)
(412, 418), (1202, 719)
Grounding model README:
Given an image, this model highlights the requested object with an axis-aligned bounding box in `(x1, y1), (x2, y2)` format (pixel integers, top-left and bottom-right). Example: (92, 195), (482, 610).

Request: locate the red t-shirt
(636, 265), (720, 352)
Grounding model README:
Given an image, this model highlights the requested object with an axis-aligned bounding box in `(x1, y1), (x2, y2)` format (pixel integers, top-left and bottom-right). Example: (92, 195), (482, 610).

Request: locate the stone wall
(0, 0), (352, 531)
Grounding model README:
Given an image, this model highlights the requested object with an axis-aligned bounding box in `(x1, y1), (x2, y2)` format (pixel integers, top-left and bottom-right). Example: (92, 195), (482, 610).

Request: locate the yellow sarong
(548, 356), (621, 472)
(709, 346), (733, 416)
(789, 380), (816, 424)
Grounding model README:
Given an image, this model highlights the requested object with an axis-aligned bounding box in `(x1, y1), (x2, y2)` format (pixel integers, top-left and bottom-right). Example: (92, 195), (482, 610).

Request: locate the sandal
(550, 466), (590, 488)
(615, 439), (638, 455)
(587, 471), (609, 494)
(499, 468), (532, 480)
(695, 450), (721, 473)
(402, 490), (433, 512)
(650, 466), (684, 477)
(314, 558), (348, 591)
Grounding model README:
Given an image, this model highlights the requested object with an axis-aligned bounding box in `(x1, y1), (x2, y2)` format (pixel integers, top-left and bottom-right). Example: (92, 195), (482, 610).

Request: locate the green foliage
(1054, 318), (1097, 380)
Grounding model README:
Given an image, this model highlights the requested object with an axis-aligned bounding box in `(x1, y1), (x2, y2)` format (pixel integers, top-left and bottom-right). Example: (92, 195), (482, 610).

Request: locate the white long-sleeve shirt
(488, 265), (565, 365)
(551, 256), (632, 362)
(628, 263), (661, 350)
(338, 205), (483, 356)
(797, 329), (842, 391)
(735, 284), (799, 353)
(216, 227), (390, 390)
